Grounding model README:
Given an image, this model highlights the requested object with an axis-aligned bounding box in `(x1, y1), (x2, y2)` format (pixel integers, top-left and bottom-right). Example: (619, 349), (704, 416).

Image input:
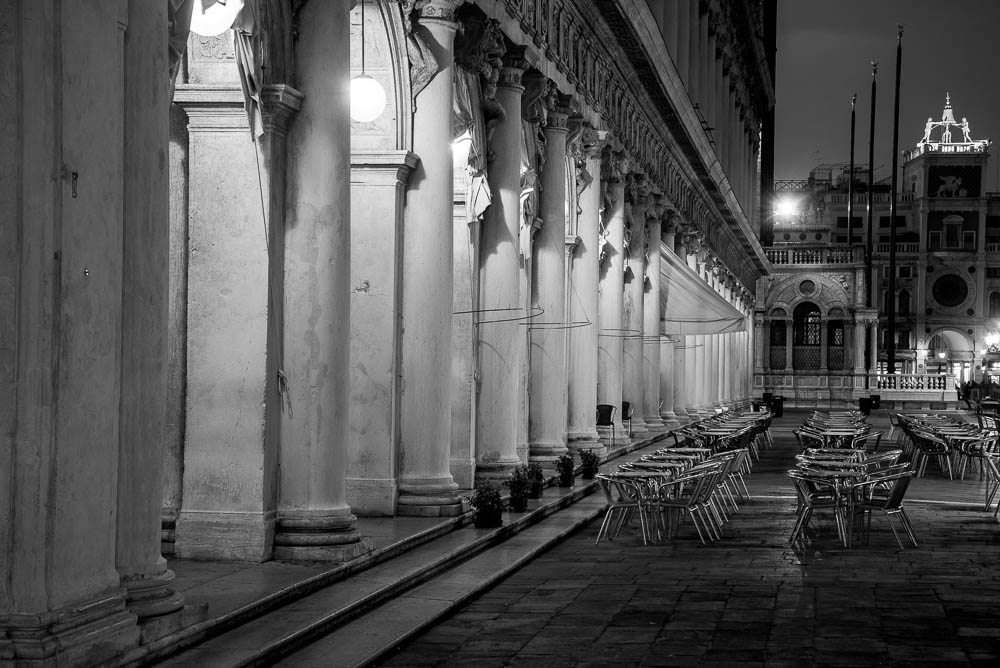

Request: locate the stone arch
(764, 272), (851, 315)
(350, 0), (413, 151)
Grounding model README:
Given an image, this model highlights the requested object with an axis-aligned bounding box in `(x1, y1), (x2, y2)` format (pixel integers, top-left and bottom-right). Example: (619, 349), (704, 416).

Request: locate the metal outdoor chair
(596, 404), (617, 445)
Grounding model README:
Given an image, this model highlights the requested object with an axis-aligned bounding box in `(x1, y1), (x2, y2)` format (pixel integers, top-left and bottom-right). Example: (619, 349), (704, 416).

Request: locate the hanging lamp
(350, 0), (387, 123)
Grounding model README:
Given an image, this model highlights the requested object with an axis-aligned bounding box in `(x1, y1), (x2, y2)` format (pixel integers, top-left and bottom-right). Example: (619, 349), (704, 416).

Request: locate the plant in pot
(506, 466), (531, 513)
(556, 453), (575, 487)
(469, 482), (504, 528)
(527, 462), (546, 499)
(579, 449), (601, 479)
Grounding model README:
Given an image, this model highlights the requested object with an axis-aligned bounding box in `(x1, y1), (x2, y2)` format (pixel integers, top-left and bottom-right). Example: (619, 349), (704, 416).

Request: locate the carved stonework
(521, 73), (555, 125)
(499, 45), (530, 89)
(545, 93), (573, 131)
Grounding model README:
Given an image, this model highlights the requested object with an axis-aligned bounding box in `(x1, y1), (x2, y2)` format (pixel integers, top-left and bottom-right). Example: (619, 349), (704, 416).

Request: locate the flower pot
(509, 495), (529, 513)
(581, 467), (598, 480)
(528, 482), (544, 499)
(558, 473), (575, 487)
(474, 507), (503, 528)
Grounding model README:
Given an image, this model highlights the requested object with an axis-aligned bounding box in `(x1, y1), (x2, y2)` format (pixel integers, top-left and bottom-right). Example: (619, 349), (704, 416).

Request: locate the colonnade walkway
(368, 408), (1000, 668)
(144, 409), (1000, 666)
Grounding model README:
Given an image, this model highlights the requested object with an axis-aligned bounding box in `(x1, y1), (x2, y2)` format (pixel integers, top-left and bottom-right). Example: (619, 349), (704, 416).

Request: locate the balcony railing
(874, 373), (951, 391)
(766, 246), (863, 265)
(875, 242), (919, 254)
(827, 192), (914, 204)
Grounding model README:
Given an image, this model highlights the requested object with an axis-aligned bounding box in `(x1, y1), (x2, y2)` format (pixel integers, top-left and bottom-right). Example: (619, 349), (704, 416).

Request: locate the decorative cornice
(499, 45), (530, 89)
(417, 0), (463, 23)
(545, 94), (574, 131)
(259, 84), (304, 137)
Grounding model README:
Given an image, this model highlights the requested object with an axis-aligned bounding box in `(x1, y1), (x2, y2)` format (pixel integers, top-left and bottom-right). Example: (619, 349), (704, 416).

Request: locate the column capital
(416, 0), (464, 23)
(499, 45), (531, 89)
(260, 84), (304, 137)
(544, 94), (574, 131)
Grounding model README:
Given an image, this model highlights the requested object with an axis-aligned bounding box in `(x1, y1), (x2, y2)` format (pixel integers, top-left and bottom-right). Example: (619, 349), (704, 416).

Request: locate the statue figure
(960, 117), (973, 143)
(935, 175), (962, 197)
(921, 117), (935, 144)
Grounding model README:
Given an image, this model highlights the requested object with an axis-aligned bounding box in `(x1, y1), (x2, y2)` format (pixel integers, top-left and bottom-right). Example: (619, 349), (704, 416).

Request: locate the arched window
(793, 302), (821, 370)
(990, 291), (1000, 318)
(898, 289), (911, 316)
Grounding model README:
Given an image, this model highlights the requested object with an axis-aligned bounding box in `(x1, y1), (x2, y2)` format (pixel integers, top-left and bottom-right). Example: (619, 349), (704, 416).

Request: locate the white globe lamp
(350, 1), (387, 123)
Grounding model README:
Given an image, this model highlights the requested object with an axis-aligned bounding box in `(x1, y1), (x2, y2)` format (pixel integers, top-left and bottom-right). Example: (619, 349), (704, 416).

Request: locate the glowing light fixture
(937, 351), (947, 359)
(189, 0), (244, 37)
(774, 196), (799, 218)
(350, 1), (387, 123)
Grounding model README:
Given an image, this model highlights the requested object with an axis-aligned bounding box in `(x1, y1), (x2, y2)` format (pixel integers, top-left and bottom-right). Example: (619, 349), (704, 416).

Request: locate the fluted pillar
(597, 151), (628, 445)
(397, 0), (464, 515)
(528, 93), (573, 464)
(754, 313), (766, 374)
(686, 334), (701, 416)
(643, 215), (665, 431)
(567, 127), (604, 455)
(476, 47), (529, 482)
(277, 1), (373, 556)
(709, 333), (722, 409)
(623, 192), (648, 437)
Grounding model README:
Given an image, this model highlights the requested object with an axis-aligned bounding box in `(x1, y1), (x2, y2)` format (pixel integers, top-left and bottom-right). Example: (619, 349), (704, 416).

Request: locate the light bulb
(350, 75), (387, 123)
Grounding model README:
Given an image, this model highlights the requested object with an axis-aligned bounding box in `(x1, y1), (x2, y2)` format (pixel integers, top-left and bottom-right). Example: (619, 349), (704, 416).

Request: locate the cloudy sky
(774, 0), (1000, 188)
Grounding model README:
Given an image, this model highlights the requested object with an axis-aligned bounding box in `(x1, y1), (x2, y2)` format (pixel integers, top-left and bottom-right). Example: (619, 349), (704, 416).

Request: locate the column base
(1, 590), (139, 666)
(121, 568), (185, 644)
(160, 510), (176, 556)
(528, 439), (569, 459)
(628, 416), (648, 437)
(396, 478), (463, 517)
(642, 415), (667, 432)
(273, 534), (376, 562)
(474, 458), (522, 487)
(175, 510), (275, 561)
(450, 457), (476, 490)
(274, 509), (375, 561)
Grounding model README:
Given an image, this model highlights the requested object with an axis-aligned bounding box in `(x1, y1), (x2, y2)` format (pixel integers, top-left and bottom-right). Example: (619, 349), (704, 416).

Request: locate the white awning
(660, 248), (747, 335)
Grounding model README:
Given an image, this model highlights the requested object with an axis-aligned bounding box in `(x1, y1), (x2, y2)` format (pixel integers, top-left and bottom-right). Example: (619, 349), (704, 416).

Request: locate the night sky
(774, 1), (1000, 189)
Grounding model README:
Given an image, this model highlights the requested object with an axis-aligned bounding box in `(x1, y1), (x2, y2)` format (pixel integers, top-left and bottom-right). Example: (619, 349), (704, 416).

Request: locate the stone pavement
(369, 409), (1000, 667)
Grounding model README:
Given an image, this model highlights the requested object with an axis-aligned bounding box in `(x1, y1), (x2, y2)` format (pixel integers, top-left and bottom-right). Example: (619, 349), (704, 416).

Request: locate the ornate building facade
(1, 1), (773, 663)
(756, 95), (994, 409)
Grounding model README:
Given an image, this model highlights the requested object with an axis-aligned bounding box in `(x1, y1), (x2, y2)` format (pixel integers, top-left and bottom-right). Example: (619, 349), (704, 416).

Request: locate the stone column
(660, 338), (680, 426)
(476, 47), (530, 482)
(869, 319), (880, 380)
(643, 215), (665, 431)
(278, 1), (373, 557)
(397, 0), (464, 515)
(820, 317), (829, 372)
(529, 92), (573, 465)
(567, 127), (605, 455)
(117, 0), (184, 638)
(785, 320), (794, 371)
(0, 3), (138, 662)
(719, 332), (730, 408)
(709, 333), (722, 409)
(597, 151), (628, 445)
(754, 312), (765, 374)
(853, 315), (867, 375)
(674, 337), (690, 421)
(623, 192), (648, 437)
(687, 334), (703, 416)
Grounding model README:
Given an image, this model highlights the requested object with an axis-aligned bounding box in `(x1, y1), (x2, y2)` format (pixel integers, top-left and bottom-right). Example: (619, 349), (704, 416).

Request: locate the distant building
(756, 95), (998, 408)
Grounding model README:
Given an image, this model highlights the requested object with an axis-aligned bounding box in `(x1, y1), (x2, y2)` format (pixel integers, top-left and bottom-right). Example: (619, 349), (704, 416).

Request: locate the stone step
(144, 482), (603, 668)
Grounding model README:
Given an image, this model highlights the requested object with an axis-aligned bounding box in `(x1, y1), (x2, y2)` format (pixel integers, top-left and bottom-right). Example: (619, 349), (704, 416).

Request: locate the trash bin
(859, 397), (873, 416)
(771, 395), (784, 418)
(751, 401), (763, 412)
(870, 394), (881, 409)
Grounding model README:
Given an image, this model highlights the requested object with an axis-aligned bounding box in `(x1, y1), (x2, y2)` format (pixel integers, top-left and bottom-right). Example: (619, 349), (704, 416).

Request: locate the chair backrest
(596, 404), (616, 426)
(881, 473), (914, 510)
(622, 401), (632, 419)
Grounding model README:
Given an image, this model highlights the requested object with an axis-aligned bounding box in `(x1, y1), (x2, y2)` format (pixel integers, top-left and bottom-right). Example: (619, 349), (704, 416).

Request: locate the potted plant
(506, 466), (531, 513)
(579, 449), (600, 479)
(469, 482), (504, 528)
(527, 462), (546, 499)
(556, 453), (575, 487)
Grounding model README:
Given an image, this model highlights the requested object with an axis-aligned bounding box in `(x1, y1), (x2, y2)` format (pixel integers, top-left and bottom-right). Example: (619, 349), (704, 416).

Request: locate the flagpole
(848, 93), (857, 248)
(887, 26), (903, 376)
(865, 61), (877, 388)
